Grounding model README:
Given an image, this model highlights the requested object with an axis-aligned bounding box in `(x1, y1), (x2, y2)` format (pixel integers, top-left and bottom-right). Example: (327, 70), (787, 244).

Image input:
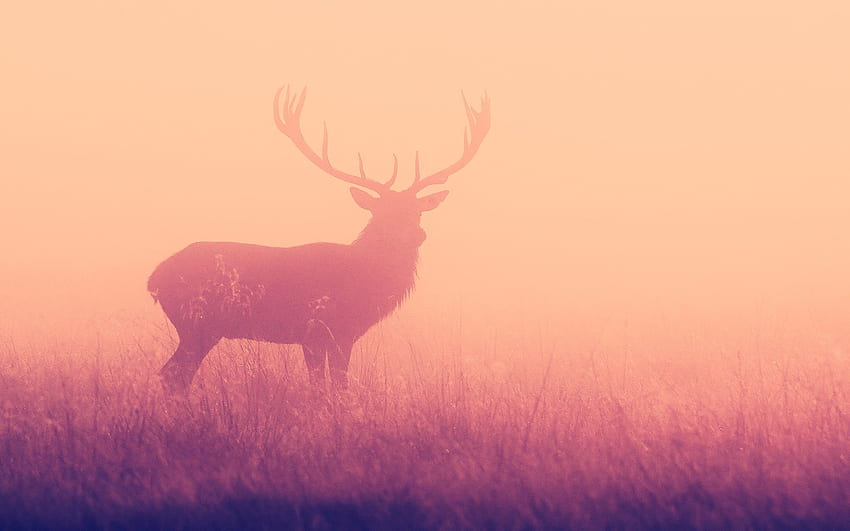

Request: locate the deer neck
(351, 220), (421, 286)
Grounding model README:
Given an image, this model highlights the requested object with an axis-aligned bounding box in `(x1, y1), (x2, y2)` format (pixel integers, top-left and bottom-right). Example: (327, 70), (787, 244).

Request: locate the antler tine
(272, 86), (290, 134)
(321, 122), (330, 163)
(288, 86), (306, 121)
(462, 90), (475, 130)
(357, 153), (367, 180)
(273, 85), (392, 195)
(383, 154), (399, 188)
(404, 92), (490, 195)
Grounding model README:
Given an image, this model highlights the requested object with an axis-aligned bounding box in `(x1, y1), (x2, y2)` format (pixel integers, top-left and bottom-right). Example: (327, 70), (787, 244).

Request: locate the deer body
(150, 238), (415, 389)
(149, 239), (415, 340)
(150, 87), (489, 392)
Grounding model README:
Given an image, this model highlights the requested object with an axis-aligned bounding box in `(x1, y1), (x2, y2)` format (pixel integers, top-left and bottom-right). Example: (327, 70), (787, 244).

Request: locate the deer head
(273, 86), (490, 249)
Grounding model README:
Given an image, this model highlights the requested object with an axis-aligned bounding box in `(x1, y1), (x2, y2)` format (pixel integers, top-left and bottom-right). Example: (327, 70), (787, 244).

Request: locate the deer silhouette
(148, 87), (490, 392)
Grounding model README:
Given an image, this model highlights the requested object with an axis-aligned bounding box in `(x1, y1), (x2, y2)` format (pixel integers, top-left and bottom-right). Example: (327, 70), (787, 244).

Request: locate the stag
(148, 87), (490, 392)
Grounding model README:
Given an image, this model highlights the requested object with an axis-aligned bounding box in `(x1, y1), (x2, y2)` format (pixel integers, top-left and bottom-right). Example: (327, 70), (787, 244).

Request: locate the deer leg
(301, 344), (326, 384)
(328, 339), (354, 389)
(159, 331), (219, 394)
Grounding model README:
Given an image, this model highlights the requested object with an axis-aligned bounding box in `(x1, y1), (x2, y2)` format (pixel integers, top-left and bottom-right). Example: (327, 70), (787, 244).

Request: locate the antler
(404, 92), (491, 195)
(274, 86), (398, 195)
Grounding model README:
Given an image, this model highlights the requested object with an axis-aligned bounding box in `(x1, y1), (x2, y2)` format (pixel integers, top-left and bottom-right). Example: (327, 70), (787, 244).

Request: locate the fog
(3, 4), (850, 526)
(2, 1), (848, 340)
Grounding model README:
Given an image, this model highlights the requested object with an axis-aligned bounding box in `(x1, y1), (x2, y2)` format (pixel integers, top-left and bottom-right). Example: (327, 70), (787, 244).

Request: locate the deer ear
(350, 187), (378, 211)
(417, 190), (449, 212)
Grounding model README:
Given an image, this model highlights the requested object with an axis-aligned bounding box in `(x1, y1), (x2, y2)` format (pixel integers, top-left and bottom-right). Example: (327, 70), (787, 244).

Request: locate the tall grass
(1, 312), (849, 529)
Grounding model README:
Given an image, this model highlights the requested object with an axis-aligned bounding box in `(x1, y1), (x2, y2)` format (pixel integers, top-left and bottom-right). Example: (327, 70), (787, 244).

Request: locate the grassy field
(1, 310), (850, 529)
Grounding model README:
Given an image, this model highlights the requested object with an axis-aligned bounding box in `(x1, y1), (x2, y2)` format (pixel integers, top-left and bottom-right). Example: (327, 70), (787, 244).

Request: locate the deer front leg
(328, 338), (354, 389)
(300, 343), (326, 384)
(301, 318), (353, 388)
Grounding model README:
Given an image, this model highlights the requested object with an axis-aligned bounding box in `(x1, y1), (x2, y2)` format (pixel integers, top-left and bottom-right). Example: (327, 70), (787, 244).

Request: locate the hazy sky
(1, 1), (848, 326)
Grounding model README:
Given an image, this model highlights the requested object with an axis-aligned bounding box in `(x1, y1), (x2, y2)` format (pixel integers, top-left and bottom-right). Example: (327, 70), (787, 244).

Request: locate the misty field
(2, 311), (850, 529)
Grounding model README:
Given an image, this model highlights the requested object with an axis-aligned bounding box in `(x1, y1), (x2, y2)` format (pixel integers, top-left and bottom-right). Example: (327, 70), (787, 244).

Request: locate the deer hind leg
(159, 330), (220, 394)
